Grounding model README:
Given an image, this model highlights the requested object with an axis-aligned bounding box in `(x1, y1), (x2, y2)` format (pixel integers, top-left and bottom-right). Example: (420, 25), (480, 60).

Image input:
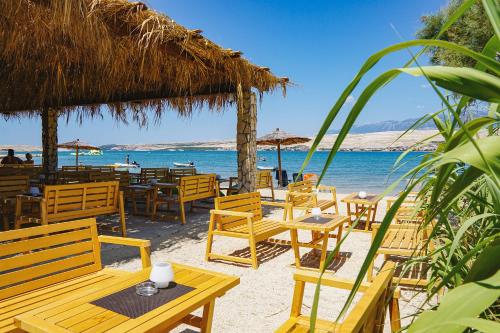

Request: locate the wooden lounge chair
(0, 175), (29, 231)
(15, 181), (127, 236)
(367, 223), (432, 286)
(275, 262), (401, 333)
(285, 180), (339, 219)
(205, 192), (289, 269)
(0, 218), (151, 333)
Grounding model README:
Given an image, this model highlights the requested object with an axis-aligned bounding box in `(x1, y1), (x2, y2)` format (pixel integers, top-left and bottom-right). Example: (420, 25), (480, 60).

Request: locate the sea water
(31, 150), (425, 194)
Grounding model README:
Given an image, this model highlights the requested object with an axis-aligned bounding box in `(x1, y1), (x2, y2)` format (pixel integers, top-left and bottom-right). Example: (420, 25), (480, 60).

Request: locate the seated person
(1, 149), (23, 165)
(24, 153), (34, 164)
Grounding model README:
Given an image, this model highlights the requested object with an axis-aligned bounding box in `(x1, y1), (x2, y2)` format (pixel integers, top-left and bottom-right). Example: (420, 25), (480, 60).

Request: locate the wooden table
(14, 263), (239, 333)
(126, 183), (178, 216)
(341, 193), (381, 232)
(282, 214), (348, 271)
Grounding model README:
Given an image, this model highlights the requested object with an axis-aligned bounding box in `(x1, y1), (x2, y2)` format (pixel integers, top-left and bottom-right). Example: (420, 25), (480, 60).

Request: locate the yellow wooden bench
(0, 218), (151, 333)
(275, 262), (401, 333)
(206, 192), (289, 269)
(367, 223), (432, 285)
(168, 167), (197, 182)
(0, 175), (29, 231)
(15, 181), (127, 237)
(285, 180), (339, 219)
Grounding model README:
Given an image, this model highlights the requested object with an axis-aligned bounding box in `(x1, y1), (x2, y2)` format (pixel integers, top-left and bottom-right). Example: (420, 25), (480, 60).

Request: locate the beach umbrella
(256, 128), (310, 187)
(58, 139), (100, 170)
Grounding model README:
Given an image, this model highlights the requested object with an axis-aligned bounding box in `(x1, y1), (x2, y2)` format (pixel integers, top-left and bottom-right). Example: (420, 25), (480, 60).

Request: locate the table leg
(290, 229), (301, 268)
(335, 225), (343, 258)
(319, 231), (329, 271)
(201, 299), (215, 333)
(346, 202), (352, 227)
(364, 205), (373, 231)
(371, 203), (378, 225)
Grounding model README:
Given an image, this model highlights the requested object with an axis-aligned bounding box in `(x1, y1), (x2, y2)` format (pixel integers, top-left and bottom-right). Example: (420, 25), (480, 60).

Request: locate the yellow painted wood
(256, 170), (275, 201)
(206, 192), (287, 269)
(15, 181), (127, 236)
(275, 262), (400, 333)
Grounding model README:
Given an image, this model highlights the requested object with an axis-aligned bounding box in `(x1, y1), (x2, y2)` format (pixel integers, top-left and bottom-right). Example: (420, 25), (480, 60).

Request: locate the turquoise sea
(27, 150), (426, 194)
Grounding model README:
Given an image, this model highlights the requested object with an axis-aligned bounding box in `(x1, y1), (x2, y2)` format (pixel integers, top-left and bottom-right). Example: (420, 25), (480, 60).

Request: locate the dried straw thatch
(0, 0), (287, 120)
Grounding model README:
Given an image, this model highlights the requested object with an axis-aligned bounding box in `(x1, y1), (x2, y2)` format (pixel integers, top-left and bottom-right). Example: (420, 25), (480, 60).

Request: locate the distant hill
(328, 118), (434, 134)
(329, 110), (489, 134)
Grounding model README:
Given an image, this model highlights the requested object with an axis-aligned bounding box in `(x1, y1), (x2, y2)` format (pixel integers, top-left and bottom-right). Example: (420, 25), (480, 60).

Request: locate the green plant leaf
(482, 0), (500, 40)
(408, 269), (500, 333)
(465, 238), (500, 283)
(400, 66), (500, 103)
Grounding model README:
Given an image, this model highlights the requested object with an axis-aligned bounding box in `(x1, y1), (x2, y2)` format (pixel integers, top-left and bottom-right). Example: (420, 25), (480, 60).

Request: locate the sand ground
(99, 190), (427, 332)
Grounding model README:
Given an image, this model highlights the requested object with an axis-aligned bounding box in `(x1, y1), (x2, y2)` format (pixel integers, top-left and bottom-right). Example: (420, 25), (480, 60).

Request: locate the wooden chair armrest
(261, 201), (290, 209)
(288, 191), (316, 197)
(210, 209), (254, 218)
(293, 269), (372, 292)
(98, 235), (151, 268)
(316, 185), (336, 192)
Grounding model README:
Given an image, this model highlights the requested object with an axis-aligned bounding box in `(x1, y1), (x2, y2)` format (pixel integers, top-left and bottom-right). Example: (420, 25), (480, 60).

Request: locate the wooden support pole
(236, 86), (257, 193)
(41, 108), (58, 180)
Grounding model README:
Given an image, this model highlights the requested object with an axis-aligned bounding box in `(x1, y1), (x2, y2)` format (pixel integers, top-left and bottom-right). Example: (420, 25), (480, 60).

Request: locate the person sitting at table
(1, 149), (23, 165)
(24, 153), (34, 164)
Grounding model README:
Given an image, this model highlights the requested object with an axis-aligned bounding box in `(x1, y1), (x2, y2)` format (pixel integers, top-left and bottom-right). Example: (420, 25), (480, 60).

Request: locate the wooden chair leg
(205, 215), (215, 261)
(119, 192), (127, 237)
(248, 236), (258, 269)
(389, 295), (401, 332)
(179, 200), (186, 225)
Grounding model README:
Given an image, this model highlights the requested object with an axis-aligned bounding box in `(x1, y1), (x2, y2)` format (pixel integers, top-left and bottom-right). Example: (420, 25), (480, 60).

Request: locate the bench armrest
(98, 235), (151, 269)
(210, 209), (254, 218)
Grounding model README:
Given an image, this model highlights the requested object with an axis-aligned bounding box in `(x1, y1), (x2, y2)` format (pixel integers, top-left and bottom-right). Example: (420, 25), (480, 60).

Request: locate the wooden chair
(367, 223), (432, 286)
(206, 192), (289, 269)
(0, 175), (29, 230)
(0, 218), (151, 333)
(90, 170), (130, 189)
(256, 170), (275, 201)
(168, 167), (197, 182)
(140, 167), (169, 183)
(386, 194), (424, 224)
(152, 174), (219, 224)
(56, 170), (98, 184)
(275, 262), (401, 333)
(15, 181), (127, 236)
(285, 180), (339, 219)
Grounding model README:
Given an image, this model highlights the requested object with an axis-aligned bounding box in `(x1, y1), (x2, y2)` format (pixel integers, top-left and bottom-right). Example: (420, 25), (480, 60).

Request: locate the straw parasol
(256, 128), (310, 187)
(58, 139), (100, 169)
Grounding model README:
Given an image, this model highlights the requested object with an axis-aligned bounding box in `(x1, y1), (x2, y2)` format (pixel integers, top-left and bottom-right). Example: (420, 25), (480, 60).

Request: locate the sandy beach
(98, 189), (427, 332)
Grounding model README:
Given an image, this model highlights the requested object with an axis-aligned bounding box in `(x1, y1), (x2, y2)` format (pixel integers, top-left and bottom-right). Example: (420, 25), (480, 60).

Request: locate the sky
(1, 0), (447, 146)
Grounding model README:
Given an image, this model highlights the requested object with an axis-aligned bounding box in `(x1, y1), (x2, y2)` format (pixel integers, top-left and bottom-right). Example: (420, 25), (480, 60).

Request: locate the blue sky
(1, 0), (446, 146)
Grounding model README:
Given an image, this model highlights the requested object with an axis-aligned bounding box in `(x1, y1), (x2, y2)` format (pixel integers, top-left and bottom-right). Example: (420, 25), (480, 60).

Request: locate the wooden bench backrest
(44, 181), (120, 222)
(90, 171), (130, 188)
(0, 166), (43, 181)
(179, 174), (218, 202)
(86, 166), (115, 172)
(0, 218), (102, 300)
(140, 168), (169, 183)
(293, 262), (395, 333)
(287, 180), (314, 206)
(169, 168), (197, 182)
(214, 192), (262, 230)
(0, 175), (29, 199)
(57, 170), (98, 184)
(256, 170), (273, 190)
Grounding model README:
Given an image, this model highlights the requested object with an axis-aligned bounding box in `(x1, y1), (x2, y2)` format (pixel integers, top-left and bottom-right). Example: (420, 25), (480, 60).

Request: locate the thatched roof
(58, 140), (100, 150)
(256, 128), (310, 146)
(0, 0), (287, 119)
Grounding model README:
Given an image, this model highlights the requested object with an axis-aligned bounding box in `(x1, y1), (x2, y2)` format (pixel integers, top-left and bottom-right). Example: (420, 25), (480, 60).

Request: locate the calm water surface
(31, 150), (425, 194)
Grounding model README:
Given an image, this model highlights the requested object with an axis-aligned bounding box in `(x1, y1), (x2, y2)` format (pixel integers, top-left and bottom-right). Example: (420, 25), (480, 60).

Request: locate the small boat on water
(173, 162), (195, 168)
(257, 165), (275, 171)
(108, 162), (140, 169)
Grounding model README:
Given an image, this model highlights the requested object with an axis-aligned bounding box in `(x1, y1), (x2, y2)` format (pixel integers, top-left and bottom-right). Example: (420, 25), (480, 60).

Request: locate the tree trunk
(42, 108), (58, 180)
(236, 87), (257, 193)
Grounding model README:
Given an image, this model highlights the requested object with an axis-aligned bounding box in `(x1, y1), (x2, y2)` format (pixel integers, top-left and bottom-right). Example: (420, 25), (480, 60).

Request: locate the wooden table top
(283, 214), (348, 231)
(341, 192), (381, 205)
(15, 263), (239, 333)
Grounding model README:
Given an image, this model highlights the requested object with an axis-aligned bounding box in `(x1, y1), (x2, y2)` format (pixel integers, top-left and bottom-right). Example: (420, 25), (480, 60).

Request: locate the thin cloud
(420, 83), (431, 89)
